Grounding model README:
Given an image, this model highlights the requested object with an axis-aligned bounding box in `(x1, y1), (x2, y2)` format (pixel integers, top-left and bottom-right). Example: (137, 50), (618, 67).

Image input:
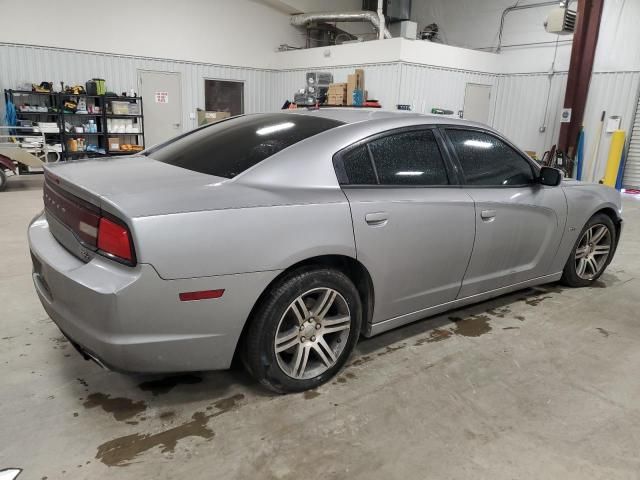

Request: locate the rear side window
(369, 130), (448, 185)
(342, 145), (377, 185)
(446, 129), (535, 186)
(337, 129), (449, 186)
(147, 113), (343, 178)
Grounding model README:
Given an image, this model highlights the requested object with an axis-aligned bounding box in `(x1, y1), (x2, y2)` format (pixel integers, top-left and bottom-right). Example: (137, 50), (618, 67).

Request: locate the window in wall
(446, 129), (535, 186)
(204, 79), (244, 116)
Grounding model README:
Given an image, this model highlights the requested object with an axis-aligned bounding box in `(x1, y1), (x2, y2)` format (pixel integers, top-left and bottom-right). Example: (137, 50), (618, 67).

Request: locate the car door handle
(365, 212), (388, 226)
(480, 209), (497, 220)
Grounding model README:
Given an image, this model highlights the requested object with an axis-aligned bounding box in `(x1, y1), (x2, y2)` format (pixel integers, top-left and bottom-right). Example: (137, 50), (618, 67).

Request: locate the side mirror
(539, 166), (563, 186)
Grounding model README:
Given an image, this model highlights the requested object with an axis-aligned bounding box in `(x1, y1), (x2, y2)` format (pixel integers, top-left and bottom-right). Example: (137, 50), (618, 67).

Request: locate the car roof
(286, 107), (489, 129)
(236, 108), (505, 189)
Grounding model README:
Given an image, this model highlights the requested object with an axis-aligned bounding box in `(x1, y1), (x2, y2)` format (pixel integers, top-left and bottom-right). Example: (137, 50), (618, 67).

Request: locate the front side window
(446, 129), (535, 186)
(337, 129), (449, 186)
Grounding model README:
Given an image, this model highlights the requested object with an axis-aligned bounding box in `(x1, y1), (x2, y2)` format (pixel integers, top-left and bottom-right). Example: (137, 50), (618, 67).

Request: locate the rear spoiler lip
(44, 165), (105, 208)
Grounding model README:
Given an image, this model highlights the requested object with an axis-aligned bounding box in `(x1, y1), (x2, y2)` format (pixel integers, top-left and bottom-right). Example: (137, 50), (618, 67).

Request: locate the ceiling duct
(290, 11), (392, 40)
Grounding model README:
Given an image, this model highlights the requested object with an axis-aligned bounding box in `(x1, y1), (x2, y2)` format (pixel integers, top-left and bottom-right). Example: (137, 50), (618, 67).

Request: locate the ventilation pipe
(290, 10), (392, 40)
(376, 0), (385, 40)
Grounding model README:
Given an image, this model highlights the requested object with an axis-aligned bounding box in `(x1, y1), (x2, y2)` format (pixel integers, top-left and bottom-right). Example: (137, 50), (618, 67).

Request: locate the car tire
(561, 213), (616, 287)
(242, 266), (362, 393)
(0, 169), (7, 192)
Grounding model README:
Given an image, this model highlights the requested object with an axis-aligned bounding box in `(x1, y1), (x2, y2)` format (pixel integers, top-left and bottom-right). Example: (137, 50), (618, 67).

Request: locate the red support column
(558, 0), (604, 157)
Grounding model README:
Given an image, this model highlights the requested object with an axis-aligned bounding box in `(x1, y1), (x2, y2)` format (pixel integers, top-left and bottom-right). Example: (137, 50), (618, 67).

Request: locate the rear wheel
(0, 169), (7, 192)
(561, 213), (615, 287)
(242, 267), (362, 393)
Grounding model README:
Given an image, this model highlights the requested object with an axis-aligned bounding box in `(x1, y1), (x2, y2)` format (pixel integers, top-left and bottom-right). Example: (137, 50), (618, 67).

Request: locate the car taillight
(97, 217), (134, 264)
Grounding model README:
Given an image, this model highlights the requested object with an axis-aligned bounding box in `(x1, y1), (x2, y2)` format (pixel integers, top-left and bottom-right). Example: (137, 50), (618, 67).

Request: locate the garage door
(623, 93), (640, 189)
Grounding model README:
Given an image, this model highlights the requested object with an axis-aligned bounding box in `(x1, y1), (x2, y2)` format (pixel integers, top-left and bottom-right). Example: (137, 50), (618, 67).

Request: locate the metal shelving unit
(102, 96), (145, 156)
(4, 90), (62, 170)
(4, 89), (145, 160)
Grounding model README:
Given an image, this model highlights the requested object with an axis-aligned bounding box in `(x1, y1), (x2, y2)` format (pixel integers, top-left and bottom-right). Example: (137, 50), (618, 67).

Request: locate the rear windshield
(146, 113), (343, 178)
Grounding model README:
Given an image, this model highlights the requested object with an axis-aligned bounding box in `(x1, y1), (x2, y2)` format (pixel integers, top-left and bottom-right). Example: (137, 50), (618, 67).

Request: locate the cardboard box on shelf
(328, 82), (347, 93)
(327, 93), (346, 105)
(197, 110), (231, 126)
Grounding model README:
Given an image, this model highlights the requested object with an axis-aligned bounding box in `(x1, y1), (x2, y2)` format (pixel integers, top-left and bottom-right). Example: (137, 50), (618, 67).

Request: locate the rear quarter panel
(133, 199), (356, 279)
(548, 183), (622, 273)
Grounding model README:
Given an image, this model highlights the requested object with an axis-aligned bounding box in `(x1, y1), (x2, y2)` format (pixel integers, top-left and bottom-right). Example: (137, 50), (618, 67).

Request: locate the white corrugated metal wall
(492, 73), (568, 158)
(622, 91), (640, 189)
(580, 71), (640, 183)
(623, 91), (640, 188)
(397, 63), (498, 119)
(0, 43), (276, 133)
(3, 42), (640, 169)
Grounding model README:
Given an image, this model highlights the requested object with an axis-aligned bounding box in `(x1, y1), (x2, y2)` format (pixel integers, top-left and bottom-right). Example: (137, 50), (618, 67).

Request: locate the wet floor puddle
(83, 393), (147, 422)
(449, 314), (492, 337)
(95, 393), (244, 467)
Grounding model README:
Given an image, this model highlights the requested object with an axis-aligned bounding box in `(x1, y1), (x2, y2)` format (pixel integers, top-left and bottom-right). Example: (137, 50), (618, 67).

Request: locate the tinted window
(368, 130), (449, 185)
(147, 114), (343, 178)
(446, 129), (535, 186)
(342, 145), (377, 184)
(337, 129), (449, 186)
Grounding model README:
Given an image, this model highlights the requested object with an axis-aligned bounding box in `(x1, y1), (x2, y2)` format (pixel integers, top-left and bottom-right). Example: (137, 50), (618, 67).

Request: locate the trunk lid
(44, 156), (293, 219)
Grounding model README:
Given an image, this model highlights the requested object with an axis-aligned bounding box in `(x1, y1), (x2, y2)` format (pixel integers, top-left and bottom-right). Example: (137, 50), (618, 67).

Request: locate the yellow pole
(601, 130), (625, 187)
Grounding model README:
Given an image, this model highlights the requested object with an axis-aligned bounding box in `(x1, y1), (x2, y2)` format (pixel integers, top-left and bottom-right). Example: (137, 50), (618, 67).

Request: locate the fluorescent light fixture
(396, 171), (424, 176)
(464, 139), (492, 149)
(256, 122), (295, 136)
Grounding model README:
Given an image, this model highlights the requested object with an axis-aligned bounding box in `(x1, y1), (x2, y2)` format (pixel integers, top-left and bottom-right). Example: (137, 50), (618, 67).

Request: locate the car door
(334, 127), (476, 324)
(442, 128), (567, 298)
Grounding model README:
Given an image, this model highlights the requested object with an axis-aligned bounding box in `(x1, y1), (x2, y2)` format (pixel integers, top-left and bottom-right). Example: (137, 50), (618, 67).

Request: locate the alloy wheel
(274, 288), (351, 380)
(574, 223), (612, 280)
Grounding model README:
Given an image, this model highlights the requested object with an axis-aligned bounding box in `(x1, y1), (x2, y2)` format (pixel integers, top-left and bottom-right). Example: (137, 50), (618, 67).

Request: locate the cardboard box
(355, 69), (365, 91)
(347, 74), (357, 106)
(328, 82), (347, 93)
(197, 110), (231, 126)
(327, 93), (346, 105)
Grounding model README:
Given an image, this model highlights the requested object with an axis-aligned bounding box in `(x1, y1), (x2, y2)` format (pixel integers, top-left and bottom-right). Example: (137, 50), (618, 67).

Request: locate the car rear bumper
(28, 212), (280, 373)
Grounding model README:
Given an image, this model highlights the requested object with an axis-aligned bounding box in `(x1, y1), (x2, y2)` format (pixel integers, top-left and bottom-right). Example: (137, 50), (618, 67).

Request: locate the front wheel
(561, 213), (616, 287)
(0, 169), (7, 192)
(242, 267), (362, 393)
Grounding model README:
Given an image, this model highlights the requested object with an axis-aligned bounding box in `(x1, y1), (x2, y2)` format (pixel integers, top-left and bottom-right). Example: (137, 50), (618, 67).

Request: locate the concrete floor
(2, 174), (640, 479)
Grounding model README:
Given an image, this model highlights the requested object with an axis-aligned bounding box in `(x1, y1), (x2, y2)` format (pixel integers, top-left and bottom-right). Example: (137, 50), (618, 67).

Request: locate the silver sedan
(28, 109), (622, 392)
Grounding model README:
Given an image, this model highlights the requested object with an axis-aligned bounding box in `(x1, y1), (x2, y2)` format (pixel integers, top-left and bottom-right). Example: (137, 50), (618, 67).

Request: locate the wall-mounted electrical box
(363, 0), (411, 22)
(389, 21), (417, 39)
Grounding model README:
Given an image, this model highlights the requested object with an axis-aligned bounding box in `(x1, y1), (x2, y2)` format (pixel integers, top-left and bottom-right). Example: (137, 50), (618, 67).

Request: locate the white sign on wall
(155, 91), (169, 104)
(560, 108), (572, 123)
